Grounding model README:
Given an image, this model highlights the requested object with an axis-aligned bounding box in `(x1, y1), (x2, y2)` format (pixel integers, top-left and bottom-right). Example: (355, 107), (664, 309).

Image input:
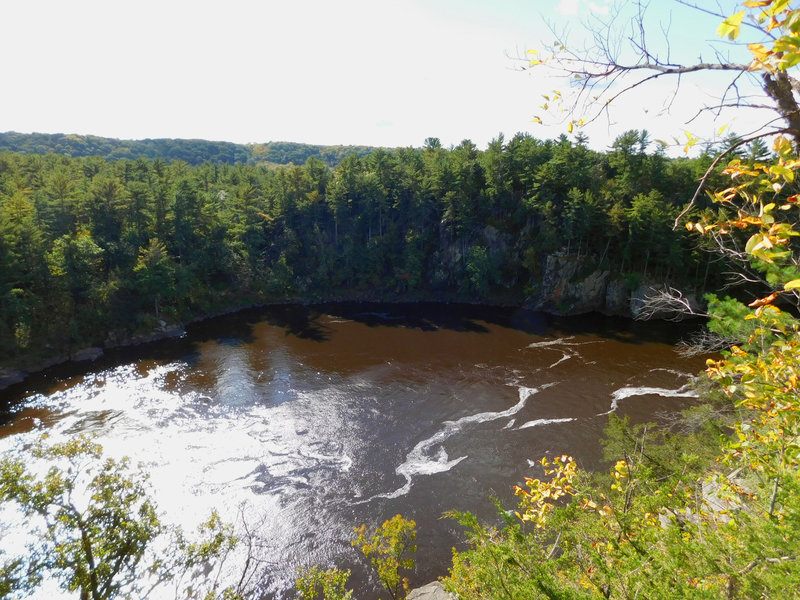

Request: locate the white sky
(0, 0), (773, 153)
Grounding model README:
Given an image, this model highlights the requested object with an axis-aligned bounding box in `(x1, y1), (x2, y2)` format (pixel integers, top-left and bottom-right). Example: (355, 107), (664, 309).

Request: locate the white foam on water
(599, 383), (698, 415)
(0, 363), (355, 533)
(527, 337), (575, 349)
(527, 337), (600, 350)
(518, 417), (576, 429)
(366, 385), (549, 501)
(651, 367), (694, 378)
(526, 337), (600, 369)
(548, 351), (573, 369)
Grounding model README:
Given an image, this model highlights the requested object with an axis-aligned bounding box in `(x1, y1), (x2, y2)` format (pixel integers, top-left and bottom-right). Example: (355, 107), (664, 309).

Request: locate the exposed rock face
(531, 251), (697, 319)
(604, 278), (630, 316)
(0, 368), (26, 390)
(533, 252), (612, 315)
(71, 347), (104, 362)
(104, 323), (185, 349)
(407, 581), (457, 600)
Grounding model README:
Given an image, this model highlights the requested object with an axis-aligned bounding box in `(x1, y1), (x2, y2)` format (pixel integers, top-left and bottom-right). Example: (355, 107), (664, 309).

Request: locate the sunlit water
(0, 304), (706, 599)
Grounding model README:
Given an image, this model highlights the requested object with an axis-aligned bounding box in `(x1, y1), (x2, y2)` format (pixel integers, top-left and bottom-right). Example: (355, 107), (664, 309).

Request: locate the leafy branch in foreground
(0, 434), (247, 600)
(352, 515), (417, 600)
(296, 565), (353, 600)
(296, 514), (417, 600)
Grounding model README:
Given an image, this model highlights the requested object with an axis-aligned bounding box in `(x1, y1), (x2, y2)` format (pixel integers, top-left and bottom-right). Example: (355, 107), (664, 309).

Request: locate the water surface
(0, 303), (706, 599)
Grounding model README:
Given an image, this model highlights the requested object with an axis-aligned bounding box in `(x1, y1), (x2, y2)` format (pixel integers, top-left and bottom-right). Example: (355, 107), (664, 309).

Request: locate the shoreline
(0, 291), (700, 393)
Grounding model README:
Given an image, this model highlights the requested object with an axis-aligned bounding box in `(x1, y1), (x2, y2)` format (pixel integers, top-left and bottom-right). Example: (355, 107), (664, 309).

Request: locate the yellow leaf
(785, 279), (800, 290)
(768, 0), (792, 15)
(568, 122), (574, 133)
(749, 291), (781, 307)
(532, 116), (542, 124)
(748, 43), (772, 61)
(774, 135), (793, 155)
(718, 10), (745, 40)
(743, 0), (771, 6)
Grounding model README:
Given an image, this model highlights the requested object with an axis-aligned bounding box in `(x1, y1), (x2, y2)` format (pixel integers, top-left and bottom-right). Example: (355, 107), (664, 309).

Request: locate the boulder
(0, 368), (26, 390)
(407, 581), (457, 600)
(71, 347), (104, 362)
(604, 278), (630, 315)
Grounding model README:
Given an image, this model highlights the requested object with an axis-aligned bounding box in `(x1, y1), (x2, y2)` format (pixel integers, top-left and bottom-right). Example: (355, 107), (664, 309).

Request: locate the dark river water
(0, 303), (707, 599)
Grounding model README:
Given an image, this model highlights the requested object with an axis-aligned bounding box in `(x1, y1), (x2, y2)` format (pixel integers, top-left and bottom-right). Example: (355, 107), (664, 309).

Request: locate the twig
(673, 128), (792, 229)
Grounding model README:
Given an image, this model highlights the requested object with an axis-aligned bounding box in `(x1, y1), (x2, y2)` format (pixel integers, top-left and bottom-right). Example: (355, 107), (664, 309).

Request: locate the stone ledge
(407, 581), (456, 600)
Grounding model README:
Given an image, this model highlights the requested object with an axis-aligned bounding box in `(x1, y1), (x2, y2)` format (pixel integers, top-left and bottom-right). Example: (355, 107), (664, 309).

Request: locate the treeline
(0, 131), (378, 167)
(0, 131), (730, 363)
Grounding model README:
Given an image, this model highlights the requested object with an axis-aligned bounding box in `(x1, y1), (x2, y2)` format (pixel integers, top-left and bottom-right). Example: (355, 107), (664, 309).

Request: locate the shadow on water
(0, 301), (705, 424)
(189, 305), (332, 345)
(322, 302), (493, 333)
(318, 302), (703, 345)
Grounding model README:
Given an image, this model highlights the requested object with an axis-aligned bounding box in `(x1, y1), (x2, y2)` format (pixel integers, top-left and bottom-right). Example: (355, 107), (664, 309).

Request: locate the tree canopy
(0, 132), (379, 168)
(0, 129), (727, 367)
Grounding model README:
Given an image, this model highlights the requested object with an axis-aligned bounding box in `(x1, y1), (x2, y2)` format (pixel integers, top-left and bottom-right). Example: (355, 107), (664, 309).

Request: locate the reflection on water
(0, 304), (706, 599)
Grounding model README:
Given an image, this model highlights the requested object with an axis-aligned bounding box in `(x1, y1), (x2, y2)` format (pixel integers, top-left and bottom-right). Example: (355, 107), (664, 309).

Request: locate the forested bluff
(0, 129), (742, 379)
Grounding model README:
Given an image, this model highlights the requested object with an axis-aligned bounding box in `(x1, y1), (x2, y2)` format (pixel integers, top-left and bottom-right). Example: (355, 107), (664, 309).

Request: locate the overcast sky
(0, 0), (769, 152)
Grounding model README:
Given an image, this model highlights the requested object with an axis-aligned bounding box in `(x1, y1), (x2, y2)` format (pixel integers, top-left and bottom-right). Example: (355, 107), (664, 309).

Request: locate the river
(0, 303), (707, 599)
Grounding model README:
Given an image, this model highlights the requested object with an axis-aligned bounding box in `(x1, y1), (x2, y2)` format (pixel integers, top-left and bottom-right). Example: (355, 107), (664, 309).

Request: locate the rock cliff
(530, 251), (700, 319)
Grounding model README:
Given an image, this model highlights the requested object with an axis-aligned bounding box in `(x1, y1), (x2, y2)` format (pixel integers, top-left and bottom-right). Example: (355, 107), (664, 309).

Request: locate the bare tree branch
(634, 286), (703, 321)
(523, 0), (800, 146)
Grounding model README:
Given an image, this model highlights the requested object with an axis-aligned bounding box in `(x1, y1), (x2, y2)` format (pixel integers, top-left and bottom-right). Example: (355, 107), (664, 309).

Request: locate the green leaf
(770, 163), (795, 183)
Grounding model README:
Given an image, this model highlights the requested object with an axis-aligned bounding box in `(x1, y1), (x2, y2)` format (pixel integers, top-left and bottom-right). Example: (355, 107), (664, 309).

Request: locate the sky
(0, 0), (772, 153)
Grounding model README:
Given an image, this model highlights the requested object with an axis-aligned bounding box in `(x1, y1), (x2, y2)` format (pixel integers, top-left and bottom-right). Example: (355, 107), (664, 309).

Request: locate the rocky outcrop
(104, 322), (185, 349)
(407, 581), (457, 600)
(530, 251), (699, 319)
(0, 322), (185, 391)
(604, 278), (630, 315)
(71, 347), (104, 362)
(533, 252), (609, 315)
(0, 368), (26, 390)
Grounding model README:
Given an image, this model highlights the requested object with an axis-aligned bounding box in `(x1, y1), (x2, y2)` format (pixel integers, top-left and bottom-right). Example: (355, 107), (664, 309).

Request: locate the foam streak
(368, 385), (545, 501)
(599, 383), (698, 415)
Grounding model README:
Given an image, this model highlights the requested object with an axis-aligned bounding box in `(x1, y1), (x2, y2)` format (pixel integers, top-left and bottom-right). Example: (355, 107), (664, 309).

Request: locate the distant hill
(0, 131), (382, 166)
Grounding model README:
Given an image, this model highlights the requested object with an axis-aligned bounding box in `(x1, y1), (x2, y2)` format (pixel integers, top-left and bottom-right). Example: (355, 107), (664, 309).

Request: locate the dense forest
(0, 131), (378, 167)
(3, 1), (800, 598)
(0, 129), (747, 367)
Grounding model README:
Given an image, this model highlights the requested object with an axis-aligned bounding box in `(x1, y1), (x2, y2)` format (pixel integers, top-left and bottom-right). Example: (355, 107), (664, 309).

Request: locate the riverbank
(0, 275), (703, 392)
